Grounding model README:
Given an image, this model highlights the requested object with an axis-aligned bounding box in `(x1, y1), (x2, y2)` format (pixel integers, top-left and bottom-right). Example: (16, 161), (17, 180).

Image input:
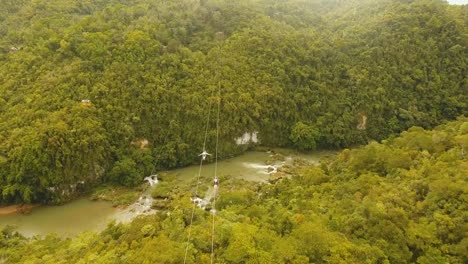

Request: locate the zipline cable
(211, 81), (221, 264)
(183, 87), (216, 264)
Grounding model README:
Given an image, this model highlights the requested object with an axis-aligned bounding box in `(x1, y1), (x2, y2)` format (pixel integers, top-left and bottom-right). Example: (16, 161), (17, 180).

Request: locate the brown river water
(0, 150), (335, 237)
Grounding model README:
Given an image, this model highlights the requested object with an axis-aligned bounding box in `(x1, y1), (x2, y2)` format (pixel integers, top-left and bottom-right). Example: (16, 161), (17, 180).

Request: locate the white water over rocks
(144, 175), (159, 186)
(0, 150), (335, 237)
(114, 195), (157, 222)
(114, 176), (159, 223)
(242, 162), (279, 174)
(190, 186), (217, 210)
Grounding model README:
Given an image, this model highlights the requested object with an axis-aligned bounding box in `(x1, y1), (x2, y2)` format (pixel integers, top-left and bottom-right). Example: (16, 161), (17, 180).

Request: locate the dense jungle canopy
(0, 0), (467, 204)
(1, 118), (467, 263)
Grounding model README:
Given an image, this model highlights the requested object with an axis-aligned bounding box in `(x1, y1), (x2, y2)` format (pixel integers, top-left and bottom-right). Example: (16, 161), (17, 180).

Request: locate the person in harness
(199, 150), (211, 160)
(214, 176), (219, 186)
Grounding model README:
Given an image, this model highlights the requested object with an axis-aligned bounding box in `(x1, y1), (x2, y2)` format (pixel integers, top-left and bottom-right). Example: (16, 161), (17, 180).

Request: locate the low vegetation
(1, 0), (467, 204)
(1, 119), (466, 263)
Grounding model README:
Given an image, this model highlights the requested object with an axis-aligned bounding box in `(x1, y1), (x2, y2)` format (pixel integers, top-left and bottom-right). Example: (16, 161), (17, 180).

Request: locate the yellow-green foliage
(0, 0), (467, 204)
(1, 118), (466, 263)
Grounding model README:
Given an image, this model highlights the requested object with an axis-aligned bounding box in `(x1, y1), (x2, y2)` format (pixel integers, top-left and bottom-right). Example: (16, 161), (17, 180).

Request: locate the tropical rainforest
(0, 0), (467, 262)
(0, 118), (466, 263)
(0, 0), (467, 204)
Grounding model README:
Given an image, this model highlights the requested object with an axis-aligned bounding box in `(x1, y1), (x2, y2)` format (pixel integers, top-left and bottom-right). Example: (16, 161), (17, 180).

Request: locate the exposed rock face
(235, 132), (259, 145)
(131, 138), (149, 149)
(357, 112), (368, 130)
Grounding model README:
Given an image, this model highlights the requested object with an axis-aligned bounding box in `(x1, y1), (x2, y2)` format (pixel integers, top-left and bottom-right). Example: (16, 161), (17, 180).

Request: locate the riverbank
(0, 150), (334, 237)
(0, 185), (143, 217)
(90, 184), (144, 208)
(0, 204), (40, 216)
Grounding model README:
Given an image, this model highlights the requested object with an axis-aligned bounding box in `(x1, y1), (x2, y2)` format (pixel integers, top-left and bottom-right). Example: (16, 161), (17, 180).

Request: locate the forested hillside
(0, 0), (467, 204)
(1, 119), (467, 263)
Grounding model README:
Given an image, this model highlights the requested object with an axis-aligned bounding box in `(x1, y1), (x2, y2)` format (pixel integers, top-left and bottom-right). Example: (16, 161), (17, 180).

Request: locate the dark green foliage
(109, 148), (153, 187)
(0, 0), (467, 204)
(1, 119), (466, 263)
(290, 122), (320, 150)
(1, 105), (109, 203)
